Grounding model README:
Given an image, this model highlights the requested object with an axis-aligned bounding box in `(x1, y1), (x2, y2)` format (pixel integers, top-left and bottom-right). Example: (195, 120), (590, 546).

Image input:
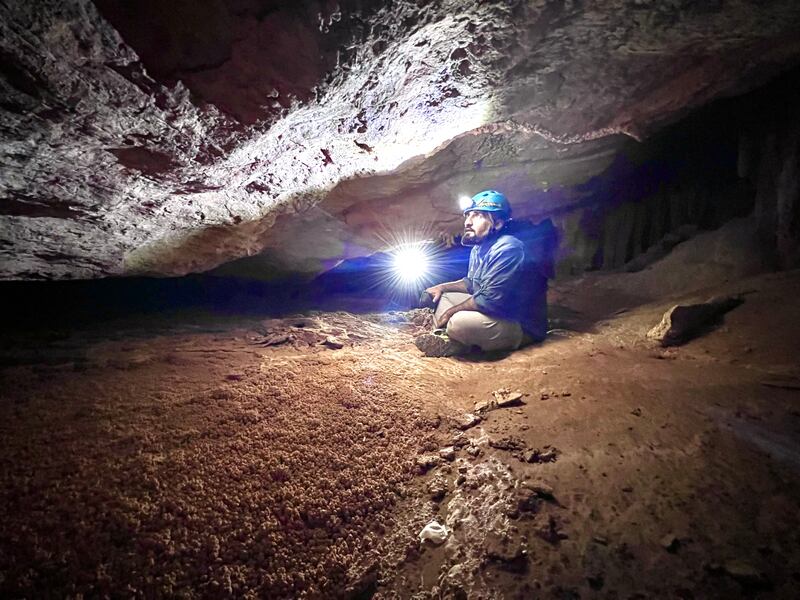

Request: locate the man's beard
(461, 230), (479, 246)
(461, 228), (493, 246)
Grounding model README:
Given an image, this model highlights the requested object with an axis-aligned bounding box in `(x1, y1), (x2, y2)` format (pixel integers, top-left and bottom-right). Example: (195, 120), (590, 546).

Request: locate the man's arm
(435, 294), (479, 328)
(425, 279), (468, 303)
(438, 239), (525, 328)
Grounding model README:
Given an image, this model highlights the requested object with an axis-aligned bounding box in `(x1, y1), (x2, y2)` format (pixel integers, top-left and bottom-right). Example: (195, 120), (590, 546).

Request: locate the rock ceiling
(1, 0), (799, 280)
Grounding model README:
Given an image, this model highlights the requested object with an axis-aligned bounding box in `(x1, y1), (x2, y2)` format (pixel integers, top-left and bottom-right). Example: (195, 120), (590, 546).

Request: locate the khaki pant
(435, 292), (525, 352)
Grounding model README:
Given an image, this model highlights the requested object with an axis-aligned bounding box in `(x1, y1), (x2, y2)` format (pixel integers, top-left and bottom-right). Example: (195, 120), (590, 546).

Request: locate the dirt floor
(2, 261), (800, 598)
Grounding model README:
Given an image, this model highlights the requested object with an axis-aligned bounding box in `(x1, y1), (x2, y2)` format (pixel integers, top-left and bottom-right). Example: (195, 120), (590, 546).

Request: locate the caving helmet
(462, 189), (512, 220)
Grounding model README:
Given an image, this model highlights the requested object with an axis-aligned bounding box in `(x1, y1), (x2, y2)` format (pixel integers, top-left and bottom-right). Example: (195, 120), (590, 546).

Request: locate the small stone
(415, 454), (442, 474)
(474, 400), (491, 413)
(722, 560), (769, 587)
(439, 447), (456, 462)
(452, 433), (470, 448)
(647, 296), (743, 346)
(494, 390), (524, 407)
(660, 534), (680, 553)
(524, 448), (559, 463)
(592, 535), (608, 545)
(523, 481), (555, 499)
(323, 336), (344, 349)
(466, 445), (481, 457)
(631, 407), (643, 417)
(428, 479), (448, 501)
(457, 413), (482, 430)
(456, 474), (466, 486)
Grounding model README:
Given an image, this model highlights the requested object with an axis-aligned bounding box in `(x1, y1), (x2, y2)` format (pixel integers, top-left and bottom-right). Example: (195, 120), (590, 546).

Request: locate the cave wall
(742, 85), (800, 269)
(549, 69), (799, 277)
(3, 0), (800, 280)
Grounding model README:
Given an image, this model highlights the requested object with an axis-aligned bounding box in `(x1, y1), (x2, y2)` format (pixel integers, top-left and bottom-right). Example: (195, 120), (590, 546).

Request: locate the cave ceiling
(1, 0), (799, 280)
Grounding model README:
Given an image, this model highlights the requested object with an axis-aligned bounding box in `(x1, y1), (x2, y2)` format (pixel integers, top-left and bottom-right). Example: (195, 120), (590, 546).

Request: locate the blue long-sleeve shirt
(464, 233), (548, 340)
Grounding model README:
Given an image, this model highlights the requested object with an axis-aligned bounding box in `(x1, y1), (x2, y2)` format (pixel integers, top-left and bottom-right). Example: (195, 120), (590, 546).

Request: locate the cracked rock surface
(2, 0), (800, 279)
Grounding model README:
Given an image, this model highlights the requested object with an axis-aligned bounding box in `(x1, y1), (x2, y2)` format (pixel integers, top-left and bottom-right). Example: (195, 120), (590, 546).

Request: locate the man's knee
(446, 311), (480, 344)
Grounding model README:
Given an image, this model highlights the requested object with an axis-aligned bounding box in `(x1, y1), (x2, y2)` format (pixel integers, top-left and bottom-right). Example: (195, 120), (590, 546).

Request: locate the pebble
(439, 447), (456, 462)
(722, 560), (769, 586)
(523, 481), (555, 499)
(415, 454), (442, 474)
(660, 534), (680, 553)
(323, 337), (344, 349)
(457, 413), (482, 430)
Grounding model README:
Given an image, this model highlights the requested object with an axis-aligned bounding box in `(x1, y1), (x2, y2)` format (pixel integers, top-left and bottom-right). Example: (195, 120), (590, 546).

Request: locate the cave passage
(2, 2), (800, 598)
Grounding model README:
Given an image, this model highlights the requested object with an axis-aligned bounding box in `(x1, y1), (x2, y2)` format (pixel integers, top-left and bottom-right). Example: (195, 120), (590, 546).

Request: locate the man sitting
(415, 190), (549, 357)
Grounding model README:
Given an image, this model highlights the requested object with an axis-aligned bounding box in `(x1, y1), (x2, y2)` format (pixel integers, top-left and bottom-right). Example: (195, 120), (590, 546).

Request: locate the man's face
(462, 210), (500, 246)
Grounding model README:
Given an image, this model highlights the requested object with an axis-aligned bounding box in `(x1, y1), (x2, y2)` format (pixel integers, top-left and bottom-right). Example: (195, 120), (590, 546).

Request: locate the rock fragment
(523, 447), (559, 464)
(660, 533), (681, 553)
(427, 474), (449, 501)
(415, 454), (442, 474)
(721, 560), (771, 588)
(457, 413), (482, 430)
(438, 446), (456, 462)
(647, 295), (743, 346)
(488, 436), (527, 452)
(492, 388), (525, 408)
(522, 480), (555, 500)
(322, 336), (344, 349)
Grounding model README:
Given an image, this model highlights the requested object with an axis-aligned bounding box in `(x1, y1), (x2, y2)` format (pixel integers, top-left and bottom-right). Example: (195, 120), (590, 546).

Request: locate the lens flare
(392, 244), (430, 284)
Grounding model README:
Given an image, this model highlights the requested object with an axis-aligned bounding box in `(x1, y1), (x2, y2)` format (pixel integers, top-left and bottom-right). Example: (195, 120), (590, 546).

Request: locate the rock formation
(1, 0), (800, 279)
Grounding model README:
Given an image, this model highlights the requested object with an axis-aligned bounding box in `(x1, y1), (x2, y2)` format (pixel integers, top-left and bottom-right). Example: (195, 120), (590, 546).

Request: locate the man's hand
(435, 295), (480, 329)
(425, 284), (445, 304)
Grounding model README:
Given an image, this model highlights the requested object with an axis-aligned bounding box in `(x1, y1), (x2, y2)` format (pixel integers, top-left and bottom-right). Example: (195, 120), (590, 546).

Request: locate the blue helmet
(463, 190), (512, 219)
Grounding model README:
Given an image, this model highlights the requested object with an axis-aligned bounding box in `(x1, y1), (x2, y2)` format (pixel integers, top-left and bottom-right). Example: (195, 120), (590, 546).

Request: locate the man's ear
(493, 217), (506, 232)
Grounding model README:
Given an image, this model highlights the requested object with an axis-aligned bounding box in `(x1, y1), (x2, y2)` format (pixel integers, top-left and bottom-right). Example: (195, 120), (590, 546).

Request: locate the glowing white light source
(458, 195), (473, 210)
(392, 244), (430, 284)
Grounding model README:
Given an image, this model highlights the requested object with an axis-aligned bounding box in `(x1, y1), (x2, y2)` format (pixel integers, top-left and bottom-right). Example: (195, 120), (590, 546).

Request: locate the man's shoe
(414, 331), (467, 357)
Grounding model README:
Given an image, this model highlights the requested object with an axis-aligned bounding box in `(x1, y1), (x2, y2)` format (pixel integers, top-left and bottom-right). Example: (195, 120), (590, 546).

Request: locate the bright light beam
(392, 243), (430, 286)
(458, 195), (473, 210)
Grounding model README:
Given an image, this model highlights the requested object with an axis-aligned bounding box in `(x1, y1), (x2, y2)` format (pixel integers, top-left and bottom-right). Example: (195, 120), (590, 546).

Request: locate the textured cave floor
(1, 267), (800, 599)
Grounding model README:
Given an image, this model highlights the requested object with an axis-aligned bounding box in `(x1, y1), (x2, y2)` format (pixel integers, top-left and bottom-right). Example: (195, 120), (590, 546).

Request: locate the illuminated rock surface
(2, 0), (800, 279)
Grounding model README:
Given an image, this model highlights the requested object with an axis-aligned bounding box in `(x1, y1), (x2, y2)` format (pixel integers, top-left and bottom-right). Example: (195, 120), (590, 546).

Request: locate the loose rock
(415, 454), (442, 474)
(439, 446), (456, 462)
(721, 560), (771, 588)
(322, 336), (344, 349)
(647, 296), (743, 346)
(457, 413), (482, 430)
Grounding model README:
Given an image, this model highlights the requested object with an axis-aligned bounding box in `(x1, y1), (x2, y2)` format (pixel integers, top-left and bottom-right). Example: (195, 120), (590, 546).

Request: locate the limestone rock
(647, 296), (744, 346)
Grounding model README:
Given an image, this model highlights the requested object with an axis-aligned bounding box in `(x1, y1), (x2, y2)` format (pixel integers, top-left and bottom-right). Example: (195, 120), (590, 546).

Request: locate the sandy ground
(2, 263), (800, 598)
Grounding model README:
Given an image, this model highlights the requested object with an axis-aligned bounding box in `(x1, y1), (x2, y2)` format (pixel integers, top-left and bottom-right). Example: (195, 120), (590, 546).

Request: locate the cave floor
(1, 269), (800, 599)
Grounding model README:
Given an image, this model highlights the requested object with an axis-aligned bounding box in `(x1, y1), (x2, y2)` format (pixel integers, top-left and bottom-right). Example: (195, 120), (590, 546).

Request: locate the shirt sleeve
(471, 241), (524, 316)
